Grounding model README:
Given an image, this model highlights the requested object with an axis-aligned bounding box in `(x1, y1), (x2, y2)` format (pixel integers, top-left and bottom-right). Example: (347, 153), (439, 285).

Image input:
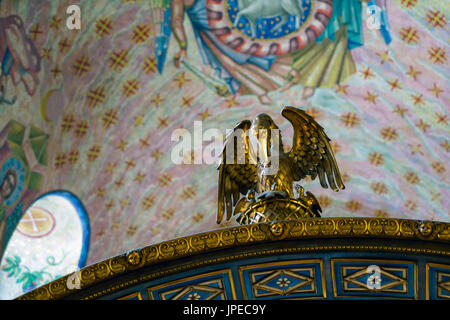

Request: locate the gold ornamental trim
(18, 217), (450, 300)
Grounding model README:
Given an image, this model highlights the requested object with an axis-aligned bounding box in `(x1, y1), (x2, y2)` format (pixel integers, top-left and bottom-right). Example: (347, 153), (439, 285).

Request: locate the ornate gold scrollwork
(127, 251), (141, 266)
(270, 222), (284, 237)
(418, 221), (434, 237)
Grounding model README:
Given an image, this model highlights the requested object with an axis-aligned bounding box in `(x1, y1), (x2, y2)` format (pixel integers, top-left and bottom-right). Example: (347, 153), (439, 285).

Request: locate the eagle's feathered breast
(256, 152), (295, 197)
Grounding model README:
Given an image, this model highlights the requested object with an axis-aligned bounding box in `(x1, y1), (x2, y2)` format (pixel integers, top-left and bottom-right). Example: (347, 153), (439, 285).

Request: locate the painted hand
(174, 49), (187, 68)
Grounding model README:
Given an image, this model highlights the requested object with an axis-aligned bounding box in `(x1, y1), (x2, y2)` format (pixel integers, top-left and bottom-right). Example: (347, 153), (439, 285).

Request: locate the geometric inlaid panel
(239, 260), (325, 299)
(147, 270), (236, 300)
(426, 263), (450, 300)
(117, 292), (142, 300)
(331, 259), (417, 299)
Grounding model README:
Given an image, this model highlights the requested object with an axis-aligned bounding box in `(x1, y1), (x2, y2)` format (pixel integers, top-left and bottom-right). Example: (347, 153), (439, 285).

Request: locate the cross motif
(19, 209), (50, 234)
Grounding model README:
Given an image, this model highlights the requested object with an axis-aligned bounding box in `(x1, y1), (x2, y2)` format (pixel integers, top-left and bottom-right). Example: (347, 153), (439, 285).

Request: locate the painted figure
(0, 170), (16, 205)
(171, 0), (293, 104)
(0, 168), (18, 259)
(153, 0), (333, 104)
(0, 14), (41, 104)
(233, 0), (304, 38)
(282, 0), (392, 99)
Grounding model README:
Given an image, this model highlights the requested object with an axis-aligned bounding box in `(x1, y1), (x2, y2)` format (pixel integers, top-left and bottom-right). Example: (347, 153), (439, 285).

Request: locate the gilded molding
(17, 217), (450, 300)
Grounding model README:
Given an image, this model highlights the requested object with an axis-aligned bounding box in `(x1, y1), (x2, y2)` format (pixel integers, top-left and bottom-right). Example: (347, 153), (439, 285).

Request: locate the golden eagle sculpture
(217, 106), (345, 225)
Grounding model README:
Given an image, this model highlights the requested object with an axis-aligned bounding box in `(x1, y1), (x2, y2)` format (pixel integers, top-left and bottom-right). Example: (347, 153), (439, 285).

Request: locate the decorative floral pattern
(276, 277), (291, 288)
(187, 292), (201, 300)
(1, 254), (65, 293)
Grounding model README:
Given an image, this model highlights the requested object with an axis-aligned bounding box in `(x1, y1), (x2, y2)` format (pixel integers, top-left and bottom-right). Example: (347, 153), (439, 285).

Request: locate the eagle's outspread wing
(217, 120), (257, 224)
(282, 106), (345, 191)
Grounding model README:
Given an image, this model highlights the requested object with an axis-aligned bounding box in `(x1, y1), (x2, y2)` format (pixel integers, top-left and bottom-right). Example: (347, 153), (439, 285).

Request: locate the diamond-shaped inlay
(426, 263), (450, 300)
(252, 268), (316, 297)
(147, 269), (235, 300)
(332, 259), (416, 299)
(161, 279), (226, 300)
(437, 272), (450, 299)
(239, 260), (325, 299)
(342, 266), (408, 293)
(117, 292), (142, 300)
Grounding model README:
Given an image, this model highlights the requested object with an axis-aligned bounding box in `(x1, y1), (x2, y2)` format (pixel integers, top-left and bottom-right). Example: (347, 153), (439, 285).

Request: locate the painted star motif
(401, 0), (417, 8)
(182, 96), (194, 108)
(134, 172), (146, 183)
(226, 96), (239, 108)
(150, 93), (165, 107)
(173, 72), (190, 88)
(387, 79), (401, 91)
(364, 91), (378, 104)
(441, 140), (450, 152)
(124, 159), (136, 170)
(105, 162), (117, 174)
(41, 48), (51, 60)
(50, 16), (62, 31)
(120, 198), (130, 208)
(158, 117), (169, 128)
(399, 26), (420, 44)
(306, 107), (322, 119)
(427, 46), (447, 64)
(152, 149), (162, 160)
(393, 105), (408, 117)
(428, 83), (443, 98)
(134, 115), (145, 126)
(431, 192), (441, 202)
(29, 24), (43, 41)
(406, 65), (421, 81)
(411, 93), (424, 106)
(143, 56), (157, 75)
(416, 119), (430, 132)
(426, 9), (447, 29)
(139, 136), (151, 148)
(199, 109), (211, 120)
(117, 139), (128, 152)
(50, 66), (62, 78)
(114, 178), (124, 189)
(408, 144), (424, 156)
(104, 200), (114, 211)
(435, 113), (447, 125)
(376, 50), (393, 64)
(96, 188), (106, 198)
(336, 84), (349, 95)
(96, 17), (113, 37)
(360, 67), (375, 80)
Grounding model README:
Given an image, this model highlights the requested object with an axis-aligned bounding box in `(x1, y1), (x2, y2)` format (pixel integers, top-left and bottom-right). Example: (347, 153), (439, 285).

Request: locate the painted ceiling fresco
(0, 0), (448, 269)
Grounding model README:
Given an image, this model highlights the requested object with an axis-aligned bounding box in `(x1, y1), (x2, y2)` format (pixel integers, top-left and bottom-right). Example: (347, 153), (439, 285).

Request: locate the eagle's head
(249, 114), (282, 169)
